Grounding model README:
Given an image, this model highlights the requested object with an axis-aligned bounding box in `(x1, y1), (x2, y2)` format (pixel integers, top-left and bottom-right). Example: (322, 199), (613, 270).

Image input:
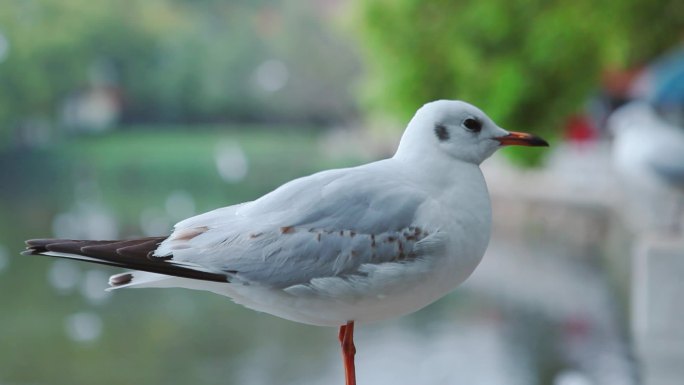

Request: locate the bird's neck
(392, 150), (483, 192)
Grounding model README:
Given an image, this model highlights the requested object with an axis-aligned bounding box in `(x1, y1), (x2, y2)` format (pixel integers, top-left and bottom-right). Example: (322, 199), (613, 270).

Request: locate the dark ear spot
(434, 124), (449, 141)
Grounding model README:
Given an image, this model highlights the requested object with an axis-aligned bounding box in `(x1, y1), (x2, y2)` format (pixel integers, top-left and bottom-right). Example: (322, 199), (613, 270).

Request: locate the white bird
(22, 100), (548, 385)
(609, 101), (684, 232)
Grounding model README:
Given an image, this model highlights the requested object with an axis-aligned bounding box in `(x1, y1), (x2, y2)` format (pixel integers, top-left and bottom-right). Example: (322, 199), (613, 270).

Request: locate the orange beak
(495, 131), (549, 147)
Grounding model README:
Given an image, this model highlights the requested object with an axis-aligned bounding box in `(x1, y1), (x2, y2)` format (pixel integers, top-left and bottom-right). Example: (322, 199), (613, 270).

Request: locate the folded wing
(24, 162), (441, 289)
(156, 164), (439, 288)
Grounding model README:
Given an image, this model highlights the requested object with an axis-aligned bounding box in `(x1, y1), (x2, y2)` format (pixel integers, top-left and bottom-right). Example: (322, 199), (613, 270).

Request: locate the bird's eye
(463, 118), (482, 133)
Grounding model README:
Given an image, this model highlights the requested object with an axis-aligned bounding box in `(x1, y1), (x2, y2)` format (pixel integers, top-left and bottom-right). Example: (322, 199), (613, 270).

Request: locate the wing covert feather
(157, 163), (440, 288)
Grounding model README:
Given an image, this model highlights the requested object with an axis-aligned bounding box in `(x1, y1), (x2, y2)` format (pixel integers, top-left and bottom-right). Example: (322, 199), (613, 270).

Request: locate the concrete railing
(483, 147), (683, 385)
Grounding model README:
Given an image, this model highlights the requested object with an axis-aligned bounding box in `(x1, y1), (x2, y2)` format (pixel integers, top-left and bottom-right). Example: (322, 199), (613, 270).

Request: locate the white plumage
(609, 101), (684, 231)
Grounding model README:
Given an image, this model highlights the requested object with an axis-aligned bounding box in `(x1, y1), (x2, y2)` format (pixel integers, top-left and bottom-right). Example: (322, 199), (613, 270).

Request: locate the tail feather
(23, 237), (229, 283)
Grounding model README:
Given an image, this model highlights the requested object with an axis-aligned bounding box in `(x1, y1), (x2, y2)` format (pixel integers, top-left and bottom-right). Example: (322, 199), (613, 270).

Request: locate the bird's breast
(415, 168), (492, 286)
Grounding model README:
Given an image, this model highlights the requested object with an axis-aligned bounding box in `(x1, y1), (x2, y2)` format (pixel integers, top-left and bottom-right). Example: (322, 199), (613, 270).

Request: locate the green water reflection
(0, 126), (350, 385)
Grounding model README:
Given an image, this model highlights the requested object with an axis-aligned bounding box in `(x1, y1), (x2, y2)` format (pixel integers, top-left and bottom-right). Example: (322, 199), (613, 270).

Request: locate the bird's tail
(22, 238), (229, 286)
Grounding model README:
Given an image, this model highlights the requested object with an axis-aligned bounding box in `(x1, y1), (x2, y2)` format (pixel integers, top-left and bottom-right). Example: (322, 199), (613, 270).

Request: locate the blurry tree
(0, 0), (174, 146)
(0, 0), (359, 149)
(135, 0), (359, 124)
(352, 0), (684, 165)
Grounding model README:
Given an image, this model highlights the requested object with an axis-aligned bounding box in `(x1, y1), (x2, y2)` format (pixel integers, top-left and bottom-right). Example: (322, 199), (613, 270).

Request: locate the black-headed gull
(609, 101), (684, 232)
(22, 100), (548, 385)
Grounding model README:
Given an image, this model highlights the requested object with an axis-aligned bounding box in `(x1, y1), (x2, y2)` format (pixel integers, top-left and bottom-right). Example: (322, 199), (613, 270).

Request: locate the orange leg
(338, 321), (356, 385)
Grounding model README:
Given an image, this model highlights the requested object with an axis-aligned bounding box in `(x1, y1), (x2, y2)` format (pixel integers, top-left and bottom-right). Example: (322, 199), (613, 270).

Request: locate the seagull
(609, 100), (684, 232)
(22, 100), (548, 385)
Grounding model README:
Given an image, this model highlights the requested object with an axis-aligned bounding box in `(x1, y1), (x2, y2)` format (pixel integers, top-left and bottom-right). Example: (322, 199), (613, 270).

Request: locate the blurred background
(1, 0), (683, 384)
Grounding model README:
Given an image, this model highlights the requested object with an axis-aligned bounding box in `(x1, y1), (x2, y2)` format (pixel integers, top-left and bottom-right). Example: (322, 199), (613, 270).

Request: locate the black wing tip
(20, 236), (230, 283)
(25, 238), (55, 247)
(23, 238), (78, 254)
(23, 238), (58, 255)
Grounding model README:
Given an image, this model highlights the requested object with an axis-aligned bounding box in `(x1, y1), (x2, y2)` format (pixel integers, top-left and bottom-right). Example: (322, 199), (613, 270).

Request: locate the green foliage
(0, 0), (171, 144)
(0, 0), (359, 148)
(352, 0), (684, 165)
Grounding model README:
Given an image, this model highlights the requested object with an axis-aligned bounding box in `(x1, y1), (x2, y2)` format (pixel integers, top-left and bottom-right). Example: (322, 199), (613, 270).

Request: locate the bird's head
(395, 100), (548, 165)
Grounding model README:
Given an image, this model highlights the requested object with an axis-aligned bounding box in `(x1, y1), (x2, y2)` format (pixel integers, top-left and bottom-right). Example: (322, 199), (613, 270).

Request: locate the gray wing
(155, 163), (439, 288)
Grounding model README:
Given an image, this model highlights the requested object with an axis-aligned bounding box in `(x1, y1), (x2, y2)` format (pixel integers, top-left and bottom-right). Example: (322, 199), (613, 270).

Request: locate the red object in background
(564, 114), (597, 143)
(602, 68), (644, 99)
